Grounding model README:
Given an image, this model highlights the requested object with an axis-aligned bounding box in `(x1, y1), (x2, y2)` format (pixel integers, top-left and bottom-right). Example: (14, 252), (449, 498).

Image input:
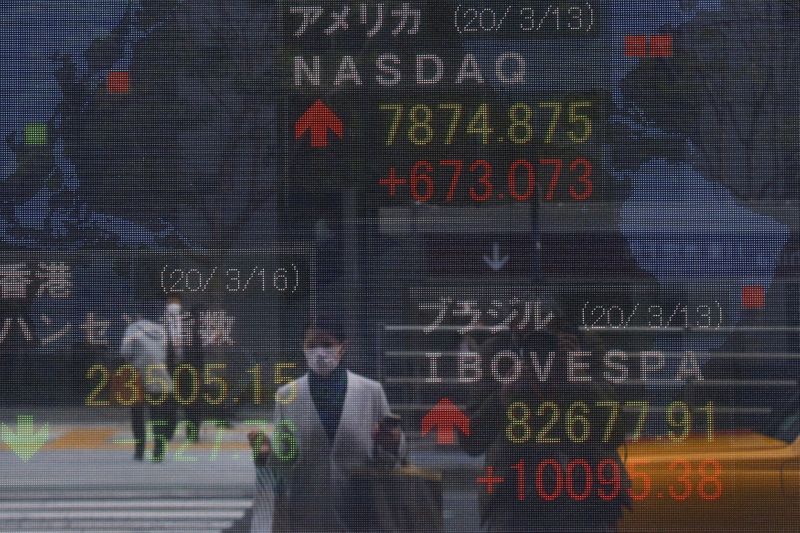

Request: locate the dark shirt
(165, 327), (176, 373)
(308, 366), (348, 441)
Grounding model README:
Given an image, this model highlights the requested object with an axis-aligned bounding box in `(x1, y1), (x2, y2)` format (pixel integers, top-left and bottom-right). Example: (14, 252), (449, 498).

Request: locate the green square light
(25, 123), (47, 146)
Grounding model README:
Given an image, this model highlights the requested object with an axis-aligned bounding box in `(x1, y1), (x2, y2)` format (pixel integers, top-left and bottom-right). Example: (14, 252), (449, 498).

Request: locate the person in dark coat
(183, 303), (208, 443)
(459, 317), (632, 532)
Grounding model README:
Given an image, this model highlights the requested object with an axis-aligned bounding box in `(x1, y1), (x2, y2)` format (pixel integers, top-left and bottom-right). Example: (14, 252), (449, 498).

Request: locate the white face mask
(305, 347), (340, 375)
(166, 303), (182, 316)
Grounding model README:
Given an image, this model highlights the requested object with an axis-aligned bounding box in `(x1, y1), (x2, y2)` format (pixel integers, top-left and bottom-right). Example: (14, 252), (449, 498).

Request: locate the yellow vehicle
(619, 403), (800, 532)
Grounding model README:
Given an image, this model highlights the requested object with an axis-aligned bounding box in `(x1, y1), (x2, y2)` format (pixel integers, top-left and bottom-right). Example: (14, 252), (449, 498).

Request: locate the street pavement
(0, 408), (482, 533)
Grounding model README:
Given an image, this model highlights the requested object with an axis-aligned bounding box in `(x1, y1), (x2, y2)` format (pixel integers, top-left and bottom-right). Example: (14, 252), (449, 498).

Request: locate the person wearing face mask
(248, 313), (406, 532)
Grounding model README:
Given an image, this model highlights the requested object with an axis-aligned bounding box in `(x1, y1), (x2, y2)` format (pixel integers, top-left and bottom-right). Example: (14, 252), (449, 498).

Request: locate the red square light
(650, 34), (673, 58)
(742, 285), (765, 309)
(625, 35), (648, 58)
(107, 71), (129, 94)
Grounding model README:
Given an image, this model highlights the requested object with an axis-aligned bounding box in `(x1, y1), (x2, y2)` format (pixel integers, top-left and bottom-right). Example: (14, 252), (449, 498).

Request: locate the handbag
(346, 463), (444, 532)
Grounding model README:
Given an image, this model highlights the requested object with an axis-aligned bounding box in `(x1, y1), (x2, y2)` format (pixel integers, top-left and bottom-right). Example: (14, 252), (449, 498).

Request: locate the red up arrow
(295, 100), (344, 148)
(421, 398), (470, 445)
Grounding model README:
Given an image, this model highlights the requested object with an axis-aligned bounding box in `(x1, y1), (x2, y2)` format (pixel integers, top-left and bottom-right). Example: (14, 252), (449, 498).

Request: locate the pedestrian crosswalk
(0, 421), (263, 531)
(0, 493), (252, 532)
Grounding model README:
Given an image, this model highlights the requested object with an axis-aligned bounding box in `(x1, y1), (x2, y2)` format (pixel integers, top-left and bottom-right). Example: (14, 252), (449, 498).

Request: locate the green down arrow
(1, 415), (48, 461)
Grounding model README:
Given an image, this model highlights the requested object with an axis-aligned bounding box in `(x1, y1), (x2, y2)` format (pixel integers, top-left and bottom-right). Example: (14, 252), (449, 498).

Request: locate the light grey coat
(251, 371), (405, 533)
(119, 319), (173, 395)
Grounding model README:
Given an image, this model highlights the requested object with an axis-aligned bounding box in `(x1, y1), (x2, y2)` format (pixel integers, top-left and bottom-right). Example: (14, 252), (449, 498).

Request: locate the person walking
(248, 314), (405, 532)
(459, 318), (632, 532)
(121, 295), (183, 462)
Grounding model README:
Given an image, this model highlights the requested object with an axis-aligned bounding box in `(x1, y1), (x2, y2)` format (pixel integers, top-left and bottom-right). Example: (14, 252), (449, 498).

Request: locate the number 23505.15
(85, 363), (297, 407)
